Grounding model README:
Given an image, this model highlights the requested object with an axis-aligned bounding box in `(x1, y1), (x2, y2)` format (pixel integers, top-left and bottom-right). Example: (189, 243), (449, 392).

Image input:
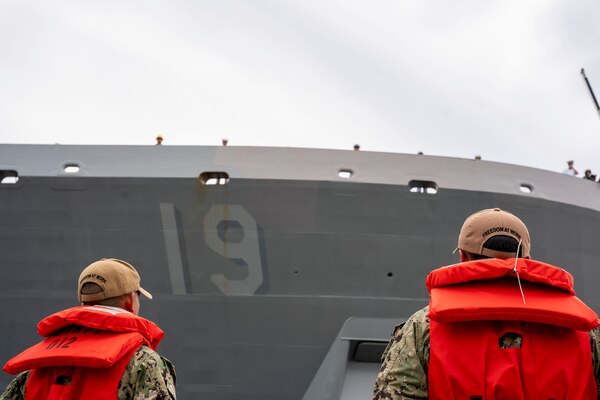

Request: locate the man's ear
(459, 250), (469, 263)
(122, 292), (135, 313)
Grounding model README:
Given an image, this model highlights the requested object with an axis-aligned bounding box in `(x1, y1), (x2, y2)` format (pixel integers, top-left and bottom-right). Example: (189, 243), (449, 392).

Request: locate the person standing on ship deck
(562, 160), (579, 176)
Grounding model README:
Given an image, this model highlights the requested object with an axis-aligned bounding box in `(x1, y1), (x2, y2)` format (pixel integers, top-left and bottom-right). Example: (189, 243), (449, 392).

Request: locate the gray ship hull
(2, 144), (600, 399)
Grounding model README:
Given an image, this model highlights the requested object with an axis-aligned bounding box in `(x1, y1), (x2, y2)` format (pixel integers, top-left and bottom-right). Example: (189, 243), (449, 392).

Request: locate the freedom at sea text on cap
(481, 227), (522, 240)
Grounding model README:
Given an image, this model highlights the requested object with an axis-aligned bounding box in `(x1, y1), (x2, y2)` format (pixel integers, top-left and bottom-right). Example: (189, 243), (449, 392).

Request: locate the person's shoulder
(382, 306), (430, 358)
(389, 306), (429, 335)
(406, 306), (430, 325)
(127, 346), (176, 380)
(0, 371), (29, 400)
(128, 346), (168, 366)
(119, 346), (176, 400)
(414, 305), (429, 318)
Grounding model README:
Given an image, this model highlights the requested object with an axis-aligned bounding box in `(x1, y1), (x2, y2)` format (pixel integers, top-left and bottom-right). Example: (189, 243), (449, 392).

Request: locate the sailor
(373, 208), (600, 399)
(156, 135), (164, 145)
(1, 258), (176, 400)
(562, 159), (579, 176)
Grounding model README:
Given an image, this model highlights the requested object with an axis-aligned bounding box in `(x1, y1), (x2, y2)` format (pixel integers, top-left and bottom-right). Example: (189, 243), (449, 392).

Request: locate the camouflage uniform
(0, 346), (176, 400)
(373, 306), (600, 400)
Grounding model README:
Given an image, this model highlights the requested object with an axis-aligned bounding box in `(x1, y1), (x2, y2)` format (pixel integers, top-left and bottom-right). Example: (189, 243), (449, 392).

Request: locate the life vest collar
(3, 305), (164, 376)
(426, 258), (599, 331)
(37, 305), (164, 350)
(426, 258), (574, 294)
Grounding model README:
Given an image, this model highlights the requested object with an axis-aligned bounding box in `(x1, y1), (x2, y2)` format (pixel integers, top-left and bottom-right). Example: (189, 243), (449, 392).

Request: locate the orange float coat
(3, 305), (164, 400)
(426, 258), (599, 400)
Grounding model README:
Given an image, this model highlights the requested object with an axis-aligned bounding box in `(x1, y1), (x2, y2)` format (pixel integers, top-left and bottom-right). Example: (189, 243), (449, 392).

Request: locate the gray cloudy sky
(1, 0), (599, 174)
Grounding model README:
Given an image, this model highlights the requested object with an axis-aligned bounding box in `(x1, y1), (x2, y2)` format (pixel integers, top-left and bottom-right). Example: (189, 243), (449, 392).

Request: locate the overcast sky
(1, 0), (599, 174)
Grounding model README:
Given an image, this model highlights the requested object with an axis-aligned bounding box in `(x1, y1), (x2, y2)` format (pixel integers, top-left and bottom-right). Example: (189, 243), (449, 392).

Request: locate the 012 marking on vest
(45, 337), (77, 350)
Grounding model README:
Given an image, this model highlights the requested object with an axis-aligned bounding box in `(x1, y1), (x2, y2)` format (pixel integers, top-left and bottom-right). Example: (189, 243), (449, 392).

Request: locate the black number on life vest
(45, 339), (60, 350)
(45, 337), (77, 350)
(61, 337), (76, 348)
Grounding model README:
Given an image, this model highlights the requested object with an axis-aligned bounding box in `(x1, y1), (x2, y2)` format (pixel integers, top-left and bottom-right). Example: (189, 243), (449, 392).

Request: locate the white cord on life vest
(513, 239), (526, 304)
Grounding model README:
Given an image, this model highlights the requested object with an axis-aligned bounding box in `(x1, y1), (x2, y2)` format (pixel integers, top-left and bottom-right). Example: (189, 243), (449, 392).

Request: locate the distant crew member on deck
(373, 208), (600, 399)
(1, 258), (177, 400)
(156, 135), (164, 145)
(562, 160), (579, 176)
(584, 169), (597, 181)
(353, 144), (360, 151)
(222, 138), (229, 146)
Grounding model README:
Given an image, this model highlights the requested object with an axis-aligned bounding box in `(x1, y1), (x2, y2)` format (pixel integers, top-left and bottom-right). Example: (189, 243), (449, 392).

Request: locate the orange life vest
(426, 258), (599, 400)
(3, 305), (165, 400)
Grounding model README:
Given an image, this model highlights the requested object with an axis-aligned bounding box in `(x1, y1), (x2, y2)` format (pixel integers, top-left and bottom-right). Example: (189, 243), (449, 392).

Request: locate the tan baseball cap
(456, 208), (530, 258)
(78, 258), (153, 302)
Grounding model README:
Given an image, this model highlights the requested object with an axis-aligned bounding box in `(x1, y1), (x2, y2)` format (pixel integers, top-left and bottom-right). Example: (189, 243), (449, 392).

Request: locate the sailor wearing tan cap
(1, 258), (176, 400)
(373, 208), (600, 399)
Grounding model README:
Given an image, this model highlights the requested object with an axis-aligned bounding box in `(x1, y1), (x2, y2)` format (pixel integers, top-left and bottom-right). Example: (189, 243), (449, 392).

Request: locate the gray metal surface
(2, 144), (600, 213)
(302, 317), (399, 400)
(1, 144), (600, 399)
